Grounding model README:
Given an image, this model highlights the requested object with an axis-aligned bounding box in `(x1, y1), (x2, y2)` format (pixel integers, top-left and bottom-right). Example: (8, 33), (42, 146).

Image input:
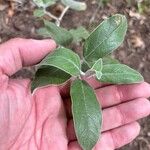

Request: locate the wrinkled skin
(0, 38), (150, 150)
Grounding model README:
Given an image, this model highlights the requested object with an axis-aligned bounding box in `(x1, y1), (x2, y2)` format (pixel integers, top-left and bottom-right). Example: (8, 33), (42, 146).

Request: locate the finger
(96, 82), (150, 108)
(33, 86), (68, 149)
(67, 98), (150, 141)
(68, 122), (140, 150)
(101, 98), (150, 131)
(68, 141), (82, 150)
(0, 38), (56, 76)
(84, 77), (110, 89)
(67, 119), (75, 140)
(64, 82), (150, 119)
(94, 122), (140, 149)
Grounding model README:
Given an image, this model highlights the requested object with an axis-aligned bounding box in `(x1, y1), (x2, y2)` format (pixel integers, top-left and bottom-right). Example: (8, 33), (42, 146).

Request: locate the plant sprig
(32, 14), (144, 150)
(33, 0), (89, 46)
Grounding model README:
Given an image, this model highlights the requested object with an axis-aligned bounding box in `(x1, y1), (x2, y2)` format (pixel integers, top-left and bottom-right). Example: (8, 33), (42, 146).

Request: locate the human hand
(0, 38), (150, 150)
(0, 38), (68, 149)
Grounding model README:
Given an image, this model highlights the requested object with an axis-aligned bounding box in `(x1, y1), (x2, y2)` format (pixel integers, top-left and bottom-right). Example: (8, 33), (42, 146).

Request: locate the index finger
(0, 38), (56, 76)
(96, 82), (150, 108)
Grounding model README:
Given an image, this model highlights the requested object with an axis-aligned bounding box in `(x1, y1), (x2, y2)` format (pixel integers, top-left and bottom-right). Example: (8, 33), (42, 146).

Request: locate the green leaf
(37, 27), (51, 37)
(70, 26), (90, 43)
(99, 64), (144, 84)
(33, 0), (57, 8)
(34, 8), (45, 17)
(92, 58), (103, 72)
(42, 20), (73, 46)
(91, 58), (103, 80)
(61, 0), (87, 11)
(33, 0), (45, 7)
(102, 56), (120, 65)
(39, 47), (81, 76)
(43, 0), (57, 6)
(43, 0), (57, 7)
(95, 71), (102, 80)
(84, 54), (121, 70)
(32, 66), (71, 91)
(71, 79), (102, 150)
(83, 14), (127, 64)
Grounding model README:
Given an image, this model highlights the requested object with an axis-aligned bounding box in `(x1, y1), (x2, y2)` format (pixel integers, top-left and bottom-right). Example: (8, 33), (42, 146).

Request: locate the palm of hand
(0, 38), (150, 150)
(0, 79), (67, 149)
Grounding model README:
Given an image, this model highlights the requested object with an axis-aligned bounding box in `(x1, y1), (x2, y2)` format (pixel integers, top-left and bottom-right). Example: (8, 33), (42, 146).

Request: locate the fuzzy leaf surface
(34, 8), (45, 17)
(39, 47), (81, 76)
(61, 0), (87, 11)
(92, 58), (103, 80)
(70, 26), (89, 43)
(71, 79), (102, 150)
(32, 66), (71, 90)
(33, 0), (56, 7)
(83, 14), (127, 63)
(92, 58), (103, 72)
(37, 27), (51, 37)
(99, 64), (144, 84)
(102, 56), (120, 65)
(40, 20), (73, 46)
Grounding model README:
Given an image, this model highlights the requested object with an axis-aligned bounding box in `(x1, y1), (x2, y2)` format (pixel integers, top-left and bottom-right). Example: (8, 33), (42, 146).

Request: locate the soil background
(0, 0), (150, 149)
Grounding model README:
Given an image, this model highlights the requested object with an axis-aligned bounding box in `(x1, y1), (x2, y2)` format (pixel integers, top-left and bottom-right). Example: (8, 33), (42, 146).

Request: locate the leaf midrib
(51, 55), (80, 71)
(85, 17), (123, 59)
(79, 82), (100, 149)
(41, 55), (80, 76)
(80, 82), (98, 135)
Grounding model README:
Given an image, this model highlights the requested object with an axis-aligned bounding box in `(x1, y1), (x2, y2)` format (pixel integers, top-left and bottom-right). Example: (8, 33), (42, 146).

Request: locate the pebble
(147, 132), (150, 137)
(0, 4), (7, 11)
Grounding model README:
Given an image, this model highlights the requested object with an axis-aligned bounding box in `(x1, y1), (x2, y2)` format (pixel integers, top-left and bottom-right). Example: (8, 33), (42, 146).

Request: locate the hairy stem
(56, 6), (70, 26)
(89, 4), (100, 25)
(44, 6), (69, 26)
(44, 9), (59, 21)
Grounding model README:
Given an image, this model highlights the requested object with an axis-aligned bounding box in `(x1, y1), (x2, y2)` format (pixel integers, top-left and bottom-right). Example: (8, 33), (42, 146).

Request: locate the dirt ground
(0, 0), (150, 149)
